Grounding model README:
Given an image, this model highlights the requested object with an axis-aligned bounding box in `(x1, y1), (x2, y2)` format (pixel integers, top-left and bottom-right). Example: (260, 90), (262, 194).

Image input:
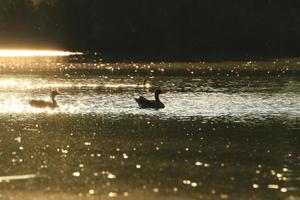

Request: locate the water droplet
(195, 161), (203, 166)
(93, 172), (99, 176)
(280, 188), (288, 193)
(72, 171), (80, 177)
(123, 192), (129, 196)
(183, 180), (191, 185)
(107, 173), (116, 179)
(270, 170), (276, 175)
(276, 173), (283, 178)
(89, 189), (95, 195)
(267, 184), (279, 189)
(220, 194), (229, 199)
(14, 137), (21, 143)
(191, 182), (197, 187)
(84, 142), (91, 146)
(153, 188), (159, 193)
(61, 149), (68, 154)
(108, 192), (117, 198)
(204, 163), (210, 167)
(123, 153), (128, 159)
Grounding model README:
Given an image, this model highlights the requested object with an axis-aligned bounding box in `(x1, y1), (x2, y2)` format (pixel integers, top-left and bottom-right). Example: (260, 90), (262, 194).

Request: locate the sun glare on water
(0, 50), (82, 57)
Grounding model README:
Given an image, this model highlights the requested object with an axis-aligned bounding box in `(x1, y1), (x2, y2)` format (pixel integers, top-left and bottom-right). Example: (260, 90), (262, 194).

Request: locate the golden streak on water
(0, 97), (59, 114)
(104, 83), (151, 88)
(0, 174), (36, 182)
(0, 79), (151, 90)
(0, 79), (98, 90)
(0, 50), (82, 57)
(267, 184), (279, 189)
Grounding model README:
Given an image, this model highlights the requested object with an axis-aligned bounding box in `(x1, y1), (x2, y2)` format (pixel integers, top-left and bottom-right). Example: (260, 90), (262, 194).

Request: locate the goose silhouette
(135, 89), (165, 109)
(29, 91), (60, 109)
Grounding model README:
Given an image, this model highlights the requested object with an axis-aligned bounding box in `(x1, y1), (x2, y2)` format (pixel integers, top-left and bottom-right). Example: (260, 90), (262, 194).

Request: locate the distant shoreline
(69, 51), (300, 63)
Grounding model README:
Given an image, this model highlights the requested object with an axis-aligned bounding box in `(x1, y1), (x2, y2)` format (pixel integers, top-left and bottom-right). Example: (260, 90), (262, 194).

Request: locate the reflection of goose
(29, 91), (60, 109)
(135, 89), (165, 109)
(143, 79), (147, 86)
(136, 78), (149, 88)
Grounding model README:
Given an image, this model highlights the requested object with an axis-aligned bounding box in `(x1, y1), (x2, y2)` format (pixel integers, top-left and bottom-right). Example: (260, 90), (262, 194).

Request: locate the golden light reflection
(0, 78), (151, 114)
(0, 50), (82, 57)
(9, 100), (23, 112)
(0, 174), (36, 182)
(0, 79), (99, 90)
(104, 83), (151, 88)
(0, 79), (151, 90)
(0, 96), (80, 114)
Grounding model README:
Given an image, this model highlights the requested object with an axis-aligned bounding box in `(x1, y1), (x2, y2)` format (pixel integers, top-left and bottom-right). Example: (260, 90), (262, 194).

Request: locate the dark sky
(0, 0), (300, 60)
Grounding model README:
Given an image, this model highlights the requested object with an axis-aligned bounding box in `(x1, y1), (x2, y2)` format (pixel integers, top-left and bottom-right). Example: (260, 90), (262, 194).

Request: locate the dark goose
(29, 91), (60, 109)
(135, 89), (165, 109)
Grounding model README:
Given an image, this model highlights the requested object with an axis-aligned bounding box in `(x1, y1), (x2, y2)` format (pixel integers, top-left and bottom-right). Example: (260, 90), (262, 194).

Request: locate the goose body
(135, 89), (165, 109)
(29, 91), (60, 109)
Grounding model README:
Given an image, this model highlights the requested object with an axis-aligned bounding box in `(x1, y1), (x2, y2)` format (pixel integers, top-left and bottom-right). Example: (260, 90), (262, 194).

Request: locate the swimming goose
(29, 91), (60, 109)
(135, 89), (165, 109)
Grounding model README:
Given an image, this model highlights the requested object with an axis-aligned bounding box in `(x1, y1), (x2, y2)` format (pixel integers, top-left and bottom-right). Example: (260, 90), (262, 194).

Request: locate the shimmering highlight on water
(0, 57), (299, 200)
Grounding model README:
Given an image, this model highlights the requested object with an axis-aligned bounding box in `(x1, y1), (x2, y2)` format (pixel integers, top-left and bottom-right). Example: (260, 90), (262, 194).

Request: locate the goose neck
(155, 93), (160, 102)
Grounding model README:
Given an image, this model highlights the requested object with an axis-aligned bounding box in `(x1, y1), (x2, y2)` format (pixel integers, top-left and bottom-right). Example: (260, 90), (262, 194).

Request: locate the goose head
(155, 88), (163, 95)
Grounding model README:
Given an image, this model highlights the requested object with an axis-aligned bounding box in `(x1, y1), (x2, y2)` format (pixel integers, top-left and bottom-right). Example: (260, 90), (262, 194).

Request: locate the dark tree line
(1, 0), (300, 60)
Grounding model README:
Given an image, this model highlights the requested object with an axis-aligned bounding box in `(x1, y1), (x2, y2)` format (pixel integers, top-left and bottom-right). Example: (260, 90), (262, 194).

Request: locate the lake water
(0, 56), (299, 200)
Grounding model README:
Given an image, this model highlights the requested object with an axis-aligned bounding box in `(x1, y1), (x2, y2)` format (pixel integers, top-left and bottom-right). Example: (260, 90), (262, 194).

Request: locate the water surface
(0, 57), (299, 200)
